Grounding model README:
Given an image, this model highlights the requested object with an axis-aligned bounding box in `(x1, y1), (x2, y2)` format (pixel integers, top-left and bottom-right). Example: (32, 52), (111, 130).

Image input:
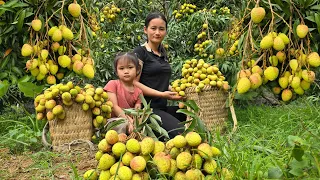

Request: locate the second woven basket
(185, 85), (228, 132)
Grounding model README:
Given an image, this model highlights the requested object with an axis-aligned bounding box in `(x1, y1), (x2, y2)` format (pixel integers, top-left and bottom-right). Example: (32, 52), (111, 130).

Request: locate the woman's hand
(161, 91), (185, 100)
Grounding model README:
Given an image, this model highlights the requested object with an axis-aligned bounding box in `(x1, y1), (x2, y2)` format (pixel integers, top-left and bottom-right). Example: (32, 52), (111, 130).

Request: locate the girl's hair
(145, 12), (167, 29)
(114, 52), (141, 76)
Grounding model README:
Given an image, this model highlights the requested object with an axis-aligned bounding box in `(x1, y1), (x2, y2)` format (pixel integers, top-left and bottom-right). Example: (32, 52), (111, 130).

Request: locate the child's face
(116, 59), (137, 83)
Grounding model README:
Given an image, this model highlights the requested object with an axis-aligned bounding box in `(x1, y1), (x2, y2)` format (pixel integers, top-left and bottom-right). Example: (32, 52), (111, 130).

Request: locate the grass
(0, 97), (319, 179)
(215, 97), (320, 179)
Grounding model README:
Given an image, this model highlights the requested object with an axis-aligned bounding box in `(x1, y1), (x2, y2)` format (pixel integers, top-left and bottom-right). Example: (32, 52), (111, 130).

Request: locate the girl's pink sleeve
(104, 80), (117, 93)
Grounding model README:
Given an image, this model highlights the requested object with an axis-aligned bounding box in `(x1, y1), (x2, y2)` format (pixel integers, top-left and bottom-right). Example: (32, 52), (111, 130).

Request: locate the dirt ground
(0, 148), (97, 180)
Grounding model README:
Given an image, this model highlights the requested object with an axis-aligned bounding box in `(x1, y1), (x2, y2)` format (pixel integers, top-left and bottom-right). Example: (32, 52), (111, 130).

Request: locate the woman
(133, 12), (186, 138)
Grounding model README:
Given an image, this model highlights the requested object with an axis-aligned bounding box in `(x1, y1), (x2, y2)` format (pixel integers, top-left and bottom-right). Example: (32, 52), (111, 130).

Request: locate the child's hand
(126, 116), (134, 134)
(134, 103), (141, 110)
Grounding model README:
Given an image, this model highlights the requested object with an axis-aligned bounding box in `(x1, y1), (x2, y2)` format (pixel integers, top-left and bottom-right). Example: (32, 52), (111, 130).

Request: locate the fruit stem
(267, 0), (274, 32)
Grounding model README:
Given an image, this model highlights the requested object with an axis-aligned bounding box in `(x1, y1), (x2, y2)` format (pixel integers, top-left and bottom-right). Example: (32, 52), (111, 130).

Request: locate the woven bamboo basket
(47, 103), (94, 152)
(185, 85), (228, 132)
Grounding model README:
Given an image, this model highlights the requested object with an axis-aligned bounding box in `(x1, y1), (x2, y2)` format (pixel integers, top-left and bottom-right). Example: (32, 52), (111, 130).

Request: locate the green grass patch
(216, 97), (320, 179)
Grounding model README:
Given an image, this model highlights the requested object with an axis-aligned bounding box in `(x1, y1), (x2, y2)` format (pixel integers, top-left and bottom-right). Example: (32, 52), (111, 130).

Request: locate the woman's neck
(147, 41), (161, 54)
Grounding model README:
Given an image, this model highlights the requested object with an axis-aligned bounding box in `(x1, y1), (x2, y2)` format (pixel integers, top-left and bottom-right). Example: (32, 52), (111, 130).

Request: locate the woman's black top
(133, 43), (171, 109)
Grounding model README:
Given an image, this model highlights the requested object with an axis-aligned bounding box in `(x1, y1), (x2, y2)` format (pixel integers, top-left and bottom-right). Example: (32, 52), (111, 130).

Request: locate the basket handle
(42, 122), (53, 149)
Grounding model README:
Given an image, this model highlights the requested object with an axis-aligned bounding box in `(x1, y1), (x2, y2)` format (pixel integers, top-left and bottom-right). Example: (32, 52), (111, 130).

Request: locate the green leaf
(17, 9), (25, 32)
(185, 100), (199, 112)
(289, 158), (309, 170)
(176, 109), (196, 117)
(150, 113), (162, 123)
(234, 91), (259, 100)
(268, 167), (283, 179)
(314, 13), (320, 34)
(160, 127), (169, 139)
(104, 118), (126, 132)
(291, 145), (304, 161)
(144, 124), (157, 139)
(289, 168), (303, 177)
(311, 4), (320, 10)
(149, 117), (161, 133)
(305, 15), (315, 22)
(2, 0), (19, 7)
(17, 82), (44, 98)
(0, 80), (10, 97)
(18, 75), (31, 83)
(139, 94), (147, 107)
(288, 135), (305, 147)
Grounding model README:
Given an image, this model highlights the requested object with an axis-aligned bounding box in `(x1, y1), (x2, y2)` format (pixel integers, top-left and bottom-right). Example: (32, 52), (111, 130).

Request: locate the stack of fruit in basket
(34, 82), (113, 130)
(171, 59), (229, 96)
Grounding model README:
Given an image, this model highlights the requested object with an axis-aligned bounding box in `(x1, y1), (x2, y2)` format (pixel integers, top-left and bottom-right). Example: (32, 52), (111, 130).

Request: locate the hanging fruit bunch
(193, 23), (215, 59)
(84, 130), (233, 180)
(100, 4), (121, 23)
(173, 3), (197, 19)
(233, 1), (320, 102)
(171, 59), (229, 96)
(22, 1), (95, 85)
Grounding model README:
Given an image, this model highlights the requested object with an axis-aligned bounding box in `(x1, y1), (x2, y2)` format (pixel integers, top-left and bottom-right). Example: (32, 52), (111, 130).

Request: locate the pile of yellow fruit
(100, 4), (121, 23)
(171, 59), (229, 96)
(22, 2), (95, 84)
(84, 130), (233, 180)
(173, 3), (197, 19)
(235, 6), (320, 102)
(34, 82), (113, 129)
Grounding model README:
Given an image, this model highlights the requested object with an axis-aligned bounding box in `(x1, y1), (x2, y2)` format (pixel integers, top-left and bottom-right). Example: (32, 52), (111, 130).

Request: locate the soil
(0, 148), (97, 180)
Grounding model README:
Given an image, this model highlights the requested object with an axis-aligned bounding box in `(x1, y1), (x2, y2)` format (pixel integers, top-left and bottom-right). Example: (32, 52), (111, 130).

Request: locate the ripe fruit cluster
(171, 59), (229, 96)
(84, 130), (233, 180)
(219, 7), (231, 14)
(34, 82), (113, 127)
(193, 24), (215, 59)
(173, 3), (197, 19)
(22, 2), (95, 84)
(100, 4), (121, 23)
(236, 6), (320, 102)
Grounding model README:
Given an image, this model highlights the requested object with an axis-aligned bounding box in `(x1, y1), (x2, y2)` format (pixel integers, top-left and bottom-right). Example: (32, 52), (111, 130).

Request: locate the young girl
(104, 52), (143, 134)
